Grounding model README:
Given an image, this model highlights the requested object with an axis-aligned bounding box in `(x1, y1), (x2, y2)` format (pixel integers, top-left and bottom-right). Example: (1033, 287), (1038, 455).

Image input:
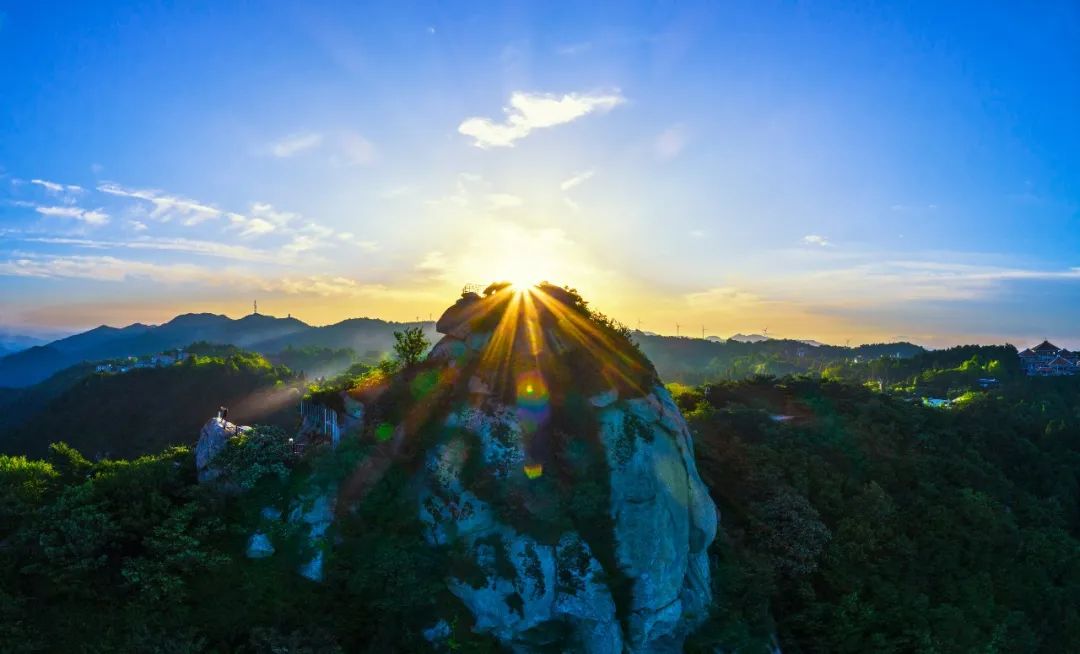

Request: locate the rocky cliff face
(195, 415), (249, 482)
(414, 285), (718, 652)
(194, 284), (719, 652)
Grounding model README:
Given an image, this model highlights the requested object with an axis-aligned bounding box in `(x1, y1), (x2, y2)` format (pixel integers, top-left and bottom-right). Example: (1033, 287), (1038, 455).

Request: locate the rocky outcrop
(195, 416), (248, 482)
(246, 532), (275, 558)
(416, 285), (718, 652)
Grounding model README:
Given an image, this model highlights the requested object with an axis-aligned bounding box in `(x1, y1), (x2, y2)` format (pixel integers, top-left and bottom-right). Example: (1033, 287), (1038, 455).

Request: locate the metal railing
(299, 400), (340, 447)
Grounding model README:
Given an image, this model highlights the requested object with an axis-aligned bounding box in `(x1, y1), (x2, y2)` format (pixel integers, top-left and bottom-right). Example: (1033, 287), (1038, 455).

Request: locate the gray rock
(194, 416), (246, 483)
(417, 383), (717, 652)
(298, 549), (324, 581)
(246, 532), (275, 558)
(423, 619), (452, 644)
(589, 388), (619, 408)
(289, 491), (335, 582)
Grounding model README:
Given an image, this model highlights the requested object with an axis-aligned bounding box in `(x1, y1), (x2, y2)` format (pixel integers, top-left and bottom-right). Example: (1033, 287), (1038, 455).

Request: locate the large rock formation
(414, 284), (717, 652)
(195, 415), (249, 482)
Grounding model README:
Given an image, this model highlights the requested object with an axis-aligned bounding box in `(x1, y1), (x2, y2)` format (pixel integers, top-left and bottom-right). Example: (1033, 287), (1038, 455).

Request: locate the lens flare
(523, 463), (544, 479)
(516, 370), (549, 409)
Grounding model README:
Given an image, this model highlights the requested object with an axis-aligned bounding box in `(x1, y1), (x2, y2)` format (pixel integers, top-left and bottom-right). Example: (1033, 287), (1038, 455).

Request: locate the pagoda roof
(1032, 340), (1060, 353)
(1018, 348), (1036, 357)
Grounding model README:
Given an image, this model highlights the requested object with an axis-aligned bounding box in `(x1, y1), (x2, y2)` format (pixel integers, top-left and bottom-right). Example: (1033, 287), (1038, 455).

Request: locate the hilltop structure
(1018, 340), (1079, 376)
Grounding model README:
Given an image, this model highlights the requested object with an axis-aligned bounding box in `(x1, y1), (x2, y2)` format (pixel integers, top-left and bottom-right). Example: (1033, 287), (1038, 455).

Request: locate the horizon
(2, 2), (1078, 349)
(7, 298), (1070, 353)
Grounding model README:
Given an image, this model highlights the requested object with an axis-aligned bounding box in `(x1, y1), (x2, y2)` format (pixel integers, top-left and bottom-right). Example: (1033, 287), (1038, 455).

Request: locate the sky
(1, 1), (1078, 348)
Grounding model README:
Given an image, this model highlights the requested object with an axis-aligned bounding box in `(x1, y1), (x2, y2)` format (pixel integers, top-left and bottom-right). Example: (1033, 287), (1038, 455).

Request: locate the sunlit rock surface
(417, 284), (718, 652)
(195, 416), (248, 482)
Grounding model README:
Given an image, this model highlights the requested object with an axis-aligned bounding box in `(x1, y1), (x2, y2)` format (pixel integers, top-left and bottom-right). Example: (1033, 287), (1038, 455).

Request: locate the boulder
(413, 285), (717, 652)
(289, 491), (336, 582)
(246, 532), (275, 558)
(195, 416), (247, 482)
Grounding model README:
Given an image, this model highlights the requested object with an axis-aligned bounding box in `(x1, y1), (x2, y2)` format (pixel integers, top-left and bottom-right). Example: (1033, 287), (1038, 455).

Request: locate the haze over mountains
(0, 307), (929, 391)
(0, 313), (439, 388)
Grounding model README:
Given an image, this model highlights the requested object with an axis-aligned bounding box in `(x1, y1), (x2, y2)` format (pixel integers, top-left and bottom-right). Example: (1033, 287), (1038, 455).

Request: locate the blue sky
(1, 1), (1078, 347)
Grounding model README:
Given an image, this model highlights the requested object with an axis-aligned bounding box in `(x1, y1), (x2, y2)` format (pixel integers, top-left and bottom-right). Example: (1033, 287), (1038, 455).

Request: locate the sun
(497, 264), (543, 291)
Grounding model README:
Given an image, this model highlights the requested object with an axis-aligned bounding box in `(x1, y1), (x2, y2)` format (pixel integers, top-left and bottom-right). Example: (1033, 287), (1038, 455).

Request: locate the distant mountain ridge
(0, 333), (55, 358)
(0, 309), (927, 389)
(0, 313), (436, 388)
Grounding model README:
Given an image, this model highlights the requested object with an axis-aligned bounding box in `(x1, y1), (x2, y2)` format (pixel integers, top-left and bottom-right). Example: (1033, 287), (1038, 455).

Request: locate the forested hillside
(1, 372), (1076, 652)
(684, 376), (1080, 652)
(0, 350), (299, 459)
(635, 334), (923, 385)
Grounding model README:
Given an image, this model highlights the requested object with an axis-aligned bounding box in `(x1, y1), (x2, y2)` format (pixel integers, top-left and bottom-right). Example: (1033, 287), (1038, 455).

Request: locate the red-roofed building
(1021, 341), (1078, 376)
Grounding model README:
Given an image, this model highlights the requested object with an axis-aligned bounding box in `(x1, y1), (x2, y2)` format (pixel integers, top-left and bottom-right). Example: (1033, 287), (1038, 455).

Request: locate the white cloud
(417, 250), (447, 273)
(35, 205), (109, 226)
(803, 234), (831, 247)
(428, 173), (524, 215)
(337, 232), (380, 251)
(0, 254), (218, 284)
(685, 286), (764, 308)
(31, 178), (83, 193)
(129, 220), (148, 232)
(249, 202), (299, 227)
(459, 90), (626, 148)
(0, 252), (419, 301)
(81, 209), (109, 225)
(97, 183), (221, 225)
(34, 206), (82, 218)
(267, 132), (324, 158)
(560, 170), (595, 191)
(19, 235), (275, 263)
(232, 216), (276, 237)
(654, 124), (688, 161)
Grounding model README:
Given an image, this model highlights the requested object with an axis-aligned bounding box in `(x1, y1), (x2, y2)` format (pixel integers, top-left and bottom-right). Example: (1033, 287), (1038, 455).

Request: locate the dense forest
(1, 350), (1077, 651)
(0, 346), (298, 459)
(684, 375), (1080, 652)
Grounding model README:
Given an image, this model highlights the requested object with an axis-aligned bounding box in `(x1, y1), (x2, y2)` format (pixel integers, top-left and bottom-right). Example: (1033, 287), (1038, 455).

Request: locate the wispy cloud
(458, 90), (625, 148)
(427, 173), (525, 215)
(0, 254), (220, 284)
(803, 234), (831, 247)
(31, 178), (83, 193)
(560, 170), (595, 191)
(0, 252), (420, 302)
(35, 205), (109, 226)
(17, 235), (275, 263)
(229, 214), (276, 237)
(97, 183), (221, 225)
(267, 132), (324, 158)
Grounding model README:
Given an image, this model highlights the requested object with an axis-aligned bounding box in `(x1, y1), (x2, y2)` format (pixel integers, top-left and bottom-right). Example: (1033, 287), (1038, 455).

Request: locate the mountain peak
(432, 282), (656, 398)
(378, 284), (715, 649)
